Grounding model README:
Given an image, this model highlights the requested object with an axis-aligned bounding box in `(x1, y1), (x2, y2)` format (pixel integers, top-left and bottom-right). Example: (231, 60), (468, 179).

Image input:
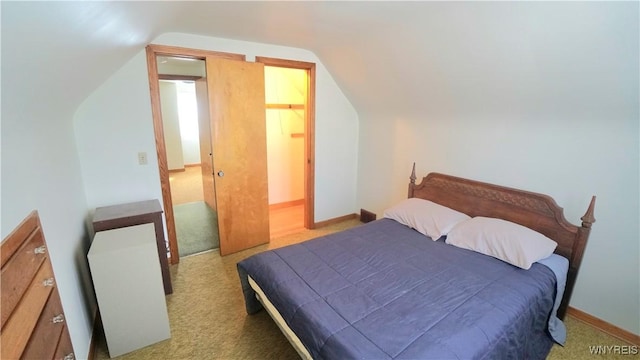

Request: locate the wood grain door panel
(206, 57), (270, 255)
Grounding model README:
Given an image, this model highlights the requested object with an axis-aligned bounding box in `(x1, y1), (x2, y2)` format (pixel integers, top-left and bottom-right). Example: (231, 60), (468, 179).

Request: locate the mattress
(238, 219), (562, 359)
(248, 275), (312, 359)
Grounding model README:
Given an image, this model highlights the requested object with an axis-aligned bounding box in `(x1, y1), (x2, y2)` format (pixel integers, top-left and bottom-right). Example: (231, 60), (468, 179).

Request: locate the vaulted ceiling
(2, 1), (636, 121)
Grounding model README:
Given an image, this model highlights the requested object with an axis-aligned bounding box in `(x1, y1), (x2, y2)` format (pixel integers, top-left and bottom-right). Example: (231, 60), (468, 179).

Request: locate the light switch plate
(138, 152), (148, 165)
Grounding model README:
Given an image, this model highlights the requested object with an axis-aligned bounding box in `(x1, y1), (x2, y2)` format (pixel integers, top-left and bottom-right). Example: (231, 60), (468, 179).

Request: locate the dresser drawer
(1, 229), (47, 328)
(54, 326), (74, 360)
(21, 287), (66, 359)
(0, 260), (54, 360)
(1, 211), (75, 359)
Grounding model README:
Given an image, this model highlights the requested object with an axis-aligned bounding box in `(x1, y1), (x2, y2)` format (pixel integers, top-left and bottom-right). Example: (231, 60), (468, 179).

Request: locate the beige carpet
(94, 219), (634, 359)
(169, 166), (204, 205)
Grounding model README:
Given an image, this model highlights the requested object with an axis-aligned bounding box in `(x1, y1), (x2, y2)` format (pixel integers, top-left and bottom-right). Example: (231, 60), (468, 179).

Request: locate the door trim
(145, 44), (245, 264)
(255, 56), (317, 229)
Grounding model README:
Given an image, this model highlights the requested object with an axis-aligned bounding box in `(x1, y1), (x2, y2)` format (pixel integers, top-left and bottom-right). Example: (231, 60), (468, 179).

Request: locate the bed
(237, 168), (596, 359)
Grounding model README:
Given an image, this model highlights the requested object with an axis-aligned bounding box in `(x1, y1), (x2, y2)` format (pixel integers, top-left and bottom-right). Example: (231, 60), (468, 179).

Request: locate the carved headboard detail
(407, 164), (595, 319)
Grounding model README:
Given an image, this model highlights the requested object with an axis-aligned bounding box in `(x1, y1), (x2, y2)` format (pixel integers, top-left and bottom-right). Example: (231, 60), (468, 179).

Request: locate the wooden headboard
(407, 165), (596, 319)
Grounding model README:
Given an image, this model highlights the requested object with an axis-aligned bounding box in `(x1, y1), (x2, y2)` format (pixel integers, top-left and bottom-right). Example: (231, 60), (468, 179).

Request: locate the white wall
(74, 33), (358, 224)
(158, 80), (202, 169)
(356, 7), (640, 334)
(74, 51), (163, 208)
(1, 108), (96, 360)
(266, 109), (305, 204)
(159, 81), (185, 170)
(176, 82), (201, 165)
(265, 66), (306, 204)
(158, 60), (206, 78)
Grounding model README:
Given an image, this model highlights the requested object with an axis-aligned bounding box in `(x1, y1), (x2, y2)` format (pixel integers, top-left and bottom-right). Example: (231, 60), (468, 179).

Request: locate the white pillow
(383, 198), (471, 240)
(445, 217), (557, 270)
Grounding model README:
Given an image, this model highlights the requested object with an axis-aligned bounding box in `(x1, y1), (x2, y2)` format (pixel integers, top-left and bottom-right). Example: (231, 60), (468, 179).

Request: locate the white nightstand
(88, 223), (171, 357)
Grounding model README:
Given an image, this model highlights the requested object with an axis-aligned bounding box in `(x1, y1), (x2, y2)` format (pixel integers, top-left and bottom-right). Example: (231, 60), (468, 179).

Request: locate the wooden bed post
(408, 163), (417, 198)
(572, 196), (596, 270)
(581, 196), (597, 228)
(559, 195), (596, 319)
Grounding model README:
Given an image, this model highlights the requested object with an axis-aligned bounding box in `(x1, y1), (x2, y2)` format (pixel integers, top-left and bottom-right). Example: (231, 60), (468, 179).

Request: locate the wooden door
(195, 78), (217, 212)
(206, 57), (270, 255)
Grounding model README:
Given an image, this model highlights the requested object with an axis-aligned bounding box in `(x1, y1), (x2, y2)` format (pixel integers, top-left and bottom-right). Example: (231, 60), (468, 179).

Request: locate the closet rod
(266, 103), (305, 110)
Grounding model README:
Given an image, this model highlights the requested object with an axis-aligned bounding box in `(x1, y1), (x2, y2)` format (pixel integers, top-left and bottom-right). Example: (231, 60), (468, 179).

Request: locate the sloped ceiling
(2, 1), (635, 120)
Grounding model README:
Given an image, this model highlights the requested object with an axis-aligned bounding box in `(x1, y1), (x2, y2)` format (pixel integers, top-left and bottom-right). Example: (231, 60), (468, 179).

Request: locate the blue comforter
(238, 219), (558, 359)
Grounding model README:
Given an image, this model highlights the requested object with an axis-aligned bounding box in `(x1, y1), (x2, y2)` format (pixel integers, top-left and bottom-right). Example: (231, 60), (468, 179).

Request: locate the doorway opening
(157, 71), (220, 258)
(257, 57), (317, 236)
(265, 65), (308, 239)
(146, 45), (316, 262)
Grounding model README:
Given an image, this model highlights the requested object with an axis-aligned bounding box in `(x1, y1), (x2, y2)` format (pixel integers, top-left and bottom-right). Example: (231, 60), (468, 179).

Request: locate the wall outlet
(138, 152), (148, 165)
(360, 209), (377, 223)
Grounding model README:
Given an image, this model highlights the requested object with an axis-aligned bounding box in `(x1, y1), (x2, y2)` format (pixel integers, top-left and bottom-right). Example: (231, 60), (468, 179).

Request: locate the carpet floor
(93, 219), (634, 359)
(173, 201), (219, 257)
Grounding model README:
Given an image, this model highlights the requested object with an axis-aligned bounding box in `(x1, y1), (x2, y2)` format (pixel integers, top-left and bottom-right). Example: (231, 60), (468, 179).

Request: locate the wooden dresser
(1, 211), (75, 360)
(92, 199), (172, 294)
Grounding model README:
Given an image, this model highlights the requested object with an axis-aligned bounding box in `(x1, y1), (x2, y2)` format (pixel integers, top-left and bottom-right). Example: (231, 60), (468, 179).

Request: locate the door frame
(145, 44), (245, 264)
(255, 56), (317, 230)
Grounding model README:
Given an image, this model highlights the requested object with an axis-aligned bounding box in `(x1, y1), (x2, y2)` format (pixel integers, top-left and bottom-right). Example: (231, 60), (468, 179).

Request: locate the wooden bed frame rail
(407, 164), (595, 319)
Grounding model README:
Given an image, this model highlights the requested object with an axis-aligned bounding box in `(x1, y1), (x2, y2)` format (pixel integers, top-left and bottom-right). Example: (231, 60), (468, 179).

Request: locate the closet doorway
(146, 45), (316, 263)
(258, 57), (316, 239)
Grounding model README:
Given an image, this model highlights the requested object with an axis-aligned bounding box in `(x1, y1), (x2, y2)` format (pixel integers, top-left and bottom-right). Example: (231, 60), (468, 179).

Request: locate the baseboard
(269, 199), (304, 211)
(567, 306), (640, 346)
(360, 209), (377, 223)
(314, 213), (358, 228)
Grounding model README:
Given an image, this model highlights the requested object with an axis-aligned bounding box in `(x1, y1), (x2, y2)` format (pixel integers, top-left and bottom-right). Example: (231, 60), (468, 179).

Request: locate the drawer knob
(63, 353), (75, 360)
(43, 278), (55, 287)
(52, 314), (65, 324)
(34, 245), (46, 254)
